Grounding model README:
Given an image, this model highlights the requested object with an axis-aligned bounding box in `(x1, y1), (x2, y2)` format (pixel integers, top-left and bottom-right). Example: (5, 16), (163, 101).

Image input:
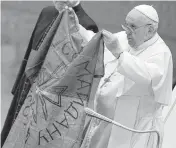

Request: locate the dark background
(1, 0), (176, 130)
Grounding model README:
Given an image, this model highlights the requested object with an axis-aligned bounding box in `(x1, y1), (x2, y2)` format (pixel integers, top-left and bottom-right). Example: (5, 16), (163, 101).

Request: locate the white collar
(137, 33), (159, 50)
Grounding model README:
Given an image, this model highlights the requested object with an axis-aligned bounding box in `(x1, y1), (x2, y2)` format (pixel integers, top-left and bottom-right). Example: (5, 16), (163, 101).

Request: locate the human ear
(145, 25), (154, 40)
(148, 25), (155, 35)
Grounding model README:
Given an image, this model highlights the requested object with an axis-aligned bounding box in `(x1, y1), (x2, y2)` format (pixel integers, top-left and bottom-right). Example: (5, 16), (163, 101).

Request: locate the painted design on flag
(3, 9), (104, 148)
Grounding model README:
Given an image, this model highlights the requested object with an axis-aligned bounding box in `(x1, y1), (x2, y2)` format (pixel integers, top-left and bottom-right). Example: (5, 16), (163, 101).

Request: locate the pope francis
(80, 5), (173, 148)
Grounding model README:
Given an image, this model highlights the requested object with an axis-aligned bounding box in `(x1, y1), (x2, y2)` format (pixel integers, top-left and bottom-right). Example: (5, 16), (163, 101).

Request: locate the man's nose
(121, 25), (131, 34)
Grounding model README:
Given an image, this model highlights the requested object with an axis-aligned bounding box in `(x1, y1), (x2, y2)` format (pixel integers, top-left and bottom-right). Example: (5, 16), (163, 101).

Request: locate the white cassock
(79, 30), (173, 148)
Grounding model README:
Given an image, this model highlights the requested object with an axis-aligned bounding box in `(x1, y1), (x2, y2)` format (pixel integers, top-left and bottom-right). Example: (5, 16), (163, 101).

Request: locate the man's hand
(102, 29), (123, 58)
(53, 0), (80, 12)
(67, 0), (80, 7)
(53, 0), (80, 30)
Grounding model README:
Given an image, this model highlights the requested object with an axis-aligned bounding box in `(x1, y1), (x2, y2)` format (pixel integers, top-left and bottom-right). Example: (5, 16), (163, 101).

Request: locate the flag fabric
(3, 9), (104, 148)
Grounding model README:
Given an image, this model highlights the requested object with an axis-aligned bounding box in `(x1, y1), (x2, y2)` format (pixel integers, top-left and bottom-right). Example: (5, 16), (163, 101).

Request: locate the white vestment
(81, 31), (173, 148)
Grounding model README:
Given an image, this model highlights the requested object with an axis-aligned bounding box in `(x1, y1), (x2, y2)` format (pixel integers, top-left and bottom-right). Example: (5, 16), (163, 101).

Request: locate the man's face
(123, 9), (150, 48)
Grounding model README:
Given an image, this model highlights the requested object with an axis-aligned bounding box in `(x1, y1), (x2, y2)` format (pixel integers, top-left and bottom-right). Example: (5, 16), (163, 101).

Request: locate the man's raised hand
(102, 29), (123, 58)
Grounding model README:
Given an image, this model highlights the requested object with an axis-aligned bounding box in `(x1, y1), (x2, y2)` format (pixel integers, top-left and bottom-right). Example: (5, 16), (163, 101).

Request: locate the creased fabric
(3, 9), (104, 148)
(81, 31), (172, 148)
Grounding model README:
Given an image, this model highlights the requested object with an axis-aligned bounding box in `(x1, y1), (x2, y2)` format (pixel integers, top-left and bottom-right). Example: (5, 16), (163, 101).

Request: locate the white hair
(143, 14), (158, 33)
(134, 9), (159, 33)
(134, 5), (159, 33)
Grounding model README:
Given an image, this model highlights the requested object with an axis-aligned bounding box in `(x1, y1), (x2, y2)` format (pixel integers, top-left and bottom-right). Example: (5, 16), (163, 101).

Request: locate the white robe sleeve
(118, 51), (173, 105)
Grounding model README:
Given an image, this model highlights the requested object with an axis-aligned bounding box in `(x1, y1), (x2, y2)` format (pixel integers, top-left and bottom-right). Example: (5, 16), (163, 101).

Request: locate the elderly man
(81, 5), (173, 148)
(1, 1), (98, 147)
